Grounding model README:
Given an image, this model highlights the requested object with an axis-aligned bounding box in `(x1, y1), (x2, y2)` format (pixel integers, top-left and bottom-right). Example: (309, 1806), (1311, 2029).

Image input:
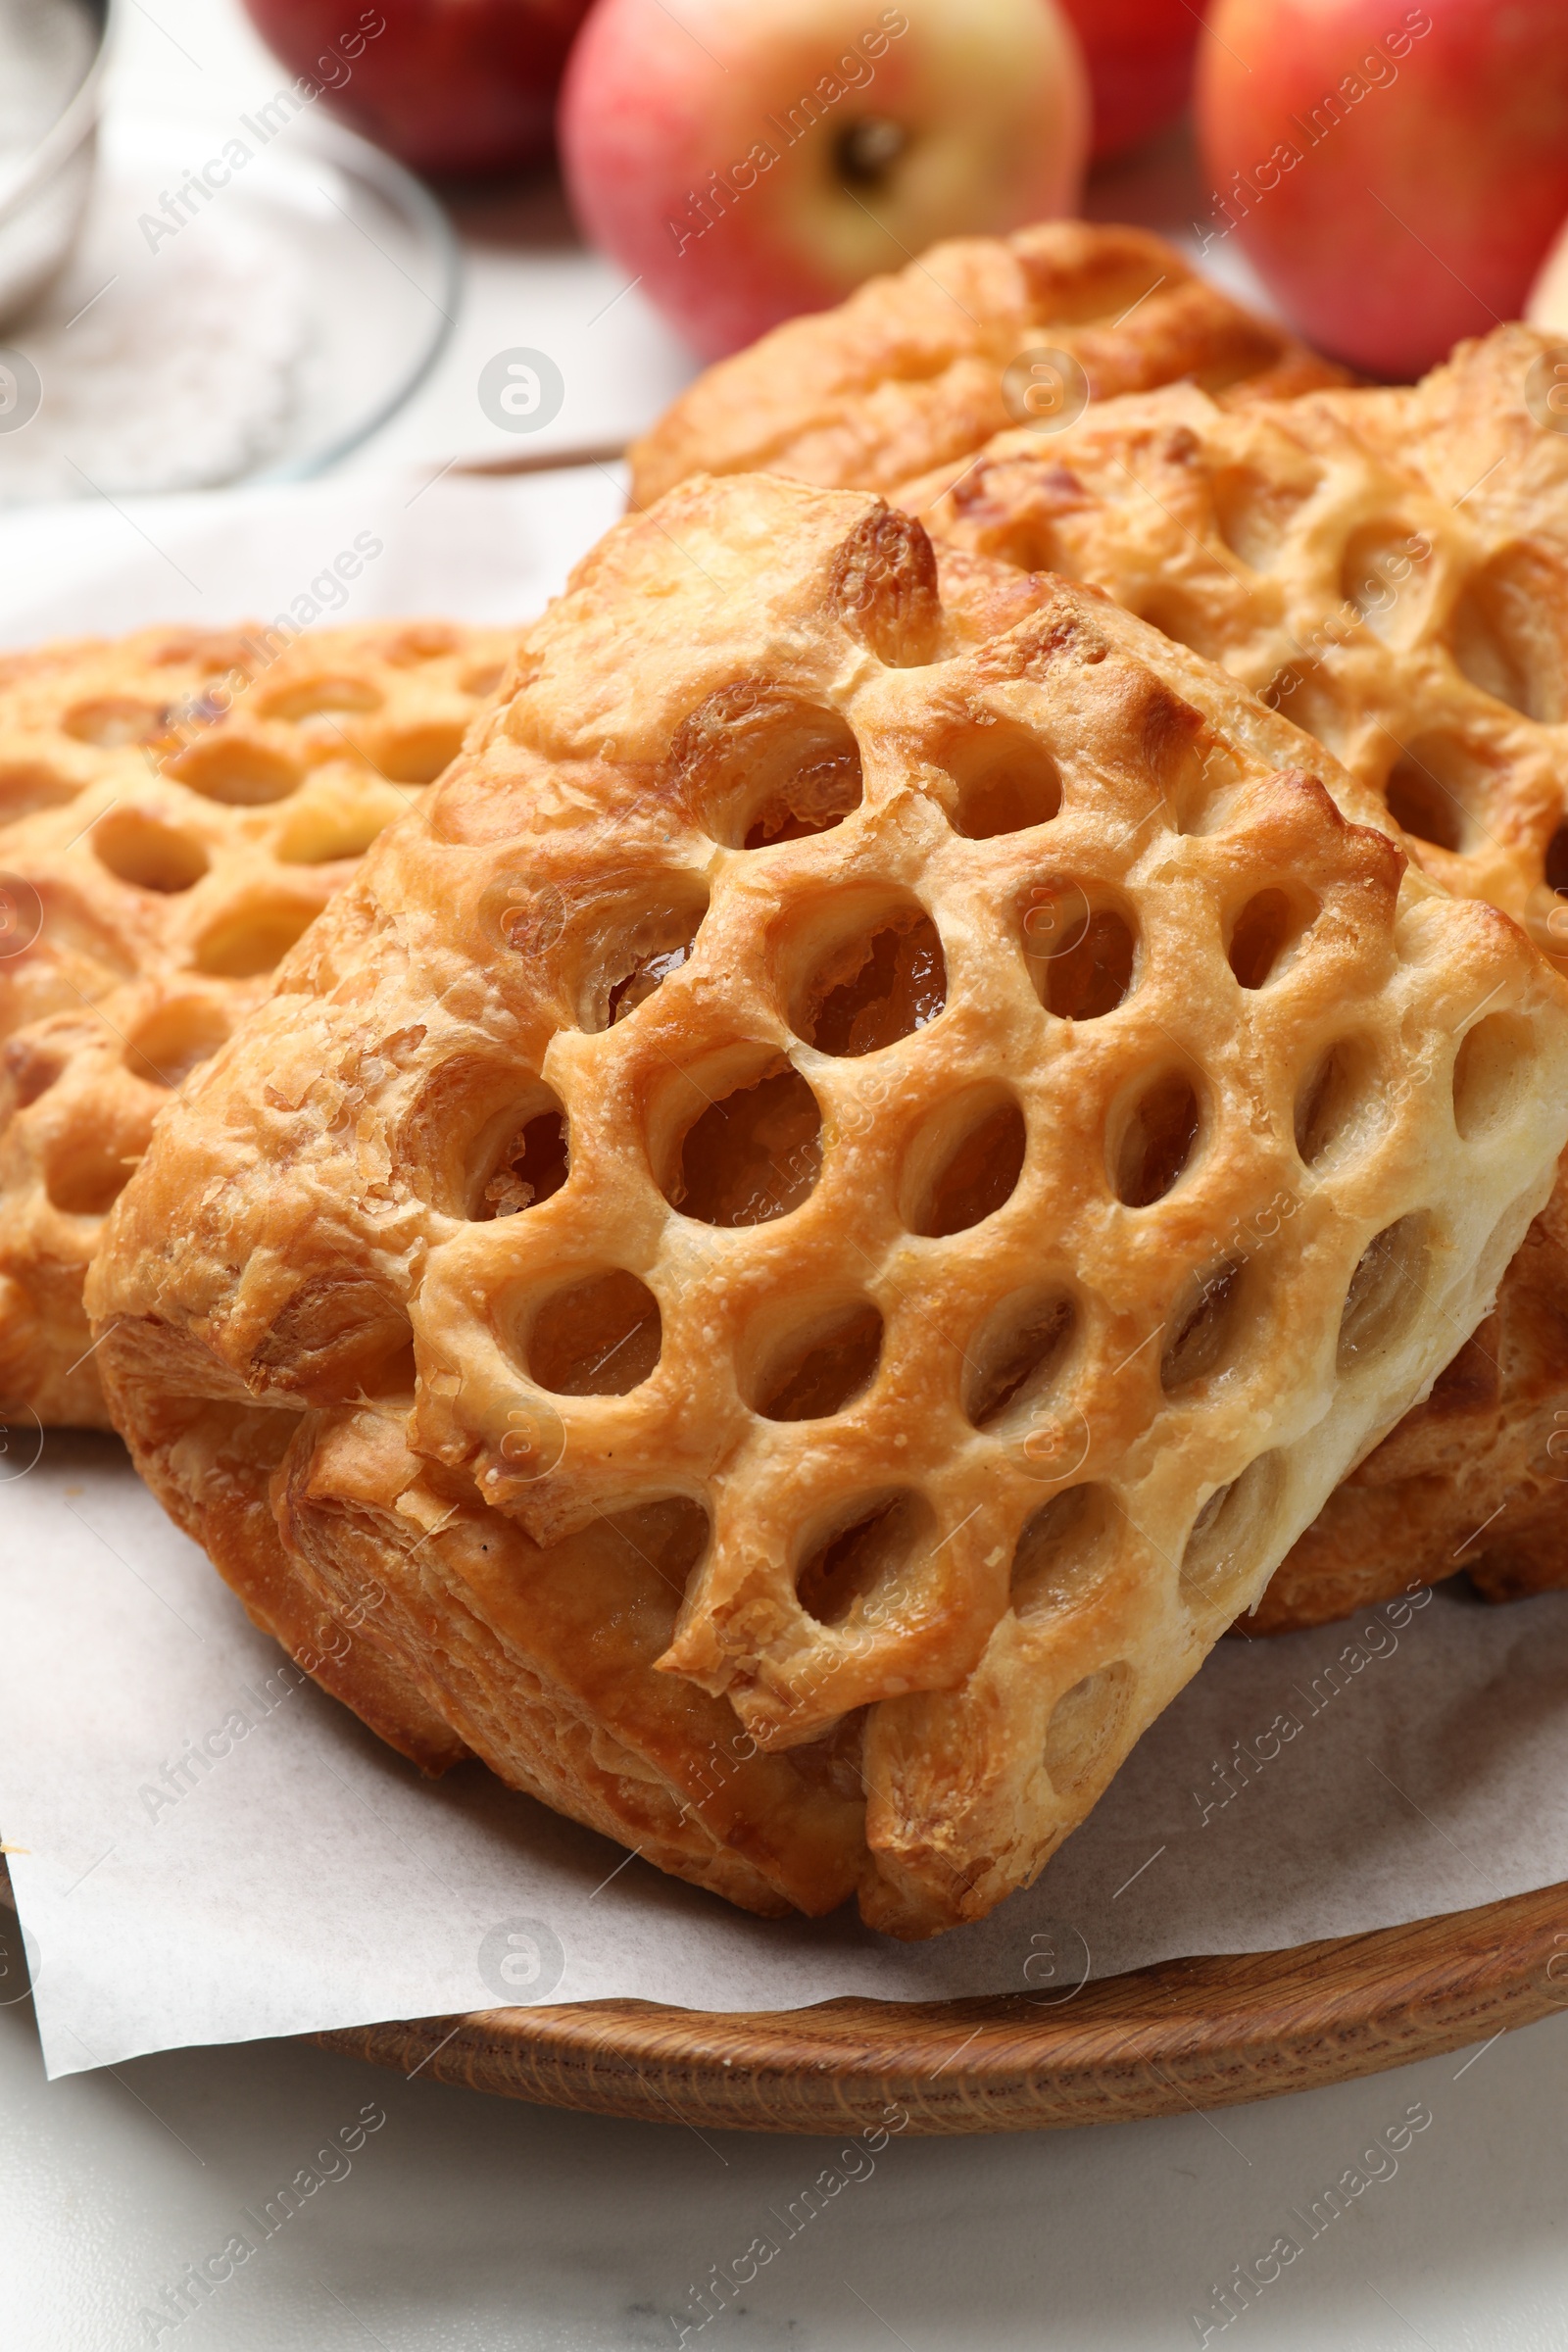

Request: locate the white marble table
(6, 1947), (1568, 2352)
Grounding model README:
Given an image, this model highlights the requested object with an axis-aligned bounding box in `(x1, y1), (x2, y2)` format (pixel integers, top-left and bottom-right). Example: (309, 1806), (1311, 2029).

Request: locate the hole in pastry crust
(1337, 1216), (1427, 1377)
(0, 762), (76, 820)
(1451, 1013), (1536, 1142)
(3, 1034), (68, 1107)
(63, 697), (167, 748)
(1044, 1662), (1133, 1796)
(9, 888), (134, 991)
(473, 1103), (569, 1219)
(384, 623), (460, 664)
(795, 1489), (933, 1630)
(905, 1088), (1026, 1238)
(92, 810), (210, 894)
(1226, 887), (1315, 989)
(1161, 1261), (1244, 1394)
(746, 1298), (883, 1422)
(1112, 1071), (1200, 1207)
(527, 1269), (662, 1396)
(1008, 1484), (1111, 1619)
(1384, 747), (1465, 852)
(597, 884), (710, 1025)
(192, 899), (317, 977)
(1037, 905), (1136, 1020)
(1545, 822), (1568, 895)
(1210, 463), (1312, 571)
(124, 998), (230, 1088)
(259, 675), (384, 720)
(794, 901), (946, 1055)
(46, 1136), (138, 1216)
(1449, 542), (1568, 722)
(667, 1058), (821, 1228)
(566, 879), (710, 1032)
(272, 779), (404, 865)
(1178, 1451), (1286, 1615)
(1261, 670), (1350, 768)
(668, 683), (863, 850)
(1340, 522), (1428, 641)
(964, 1288), (1076, 1431)
(373, 721), (466, 784)
(945, 721), (1061, 839)
(405, 1060), (563, 1219)
(609, 942), (694, 1024)
(169, 736), (304, 805)
(1294, 1039), (1379, 1169)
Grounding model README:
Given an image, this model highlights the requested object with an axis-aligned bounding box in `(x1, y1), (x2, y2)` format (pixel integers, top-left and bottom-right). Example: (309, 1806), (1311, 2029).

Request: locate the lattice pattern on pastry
(898, 373), (1568, 975)
(89, 477), (1568, 1936)
(896, 334), (1568, 1634)
(1247, 1148), (1568, 1632)
(628, 220), (1348, 509)
(0, 620), (515, 1425)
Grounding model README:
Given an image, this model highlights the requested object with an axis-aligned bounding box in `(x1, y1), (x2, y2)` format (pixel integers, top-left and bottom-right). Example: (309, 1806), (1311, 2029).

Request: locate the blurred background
(9, 0), (1561, 506)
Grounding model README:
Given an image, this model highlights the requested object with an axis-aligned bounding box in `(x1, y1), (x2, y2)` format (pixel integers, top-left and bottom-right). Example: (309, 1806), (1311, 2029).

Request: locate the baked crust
(898, 368), (1568, 973)
(1249, 1148), (1568, 1631)
(628, 221), (1348, 510)
(0, 621), (515, 1425)
(1298, 322), (1568, 554)
(895, 335), (1568, 1628)
(89, 476), (1568, 1934)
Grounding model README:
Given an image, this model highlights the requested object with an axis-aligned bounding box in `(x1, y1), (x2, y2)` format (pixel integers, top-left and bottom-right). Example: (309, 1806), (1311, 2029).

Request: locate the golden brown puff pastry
(88, 476), (1568, 1935)
(1297, 323), (1568, 556)
(896, 349), (1568, 1625)
(627, 220), (1348, 511)
(1250, 1148), (1568, 1632)
(0, 621), (517, 1427)
(898, 379), (1568, 972)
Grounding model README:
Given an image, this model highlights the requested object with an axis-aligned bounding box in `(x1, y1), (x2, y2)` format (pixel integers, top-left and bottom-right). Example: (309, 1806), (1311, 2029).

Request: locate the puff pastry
(89, 476), (1568, 1933)
(899, 367), (1568, 971)
(1250, 1148), (1568, 1631)
(0, 621), (515, 1427)
(628, 221), (1348, 510)
(897, 331), (1568, 1624)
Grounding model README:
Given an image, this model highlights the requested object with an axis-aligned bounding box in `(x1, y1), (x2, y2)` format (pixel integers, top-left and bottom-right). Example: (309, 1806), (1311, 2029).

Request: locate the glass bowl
(0, 0), (111, 330)
(0, 103), (459, 501)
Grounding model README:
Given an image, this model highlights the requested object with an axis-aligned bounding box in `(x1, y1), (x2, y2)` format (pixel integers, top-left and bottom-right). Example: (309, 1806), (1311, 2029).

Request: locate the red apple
(1059, 0), (1202, 161)
(240, 0), (593, 179)
(1198, 0), (1568, 379)
(560, 0), (1090, 360)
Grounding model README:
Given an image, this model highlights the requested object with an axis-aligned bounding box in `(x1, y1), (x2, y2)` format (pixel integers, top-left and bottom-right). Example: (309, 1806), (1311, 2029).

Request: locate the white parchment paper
(4, 1435), (1568, 2079)
(2, 474), (1566, 2078)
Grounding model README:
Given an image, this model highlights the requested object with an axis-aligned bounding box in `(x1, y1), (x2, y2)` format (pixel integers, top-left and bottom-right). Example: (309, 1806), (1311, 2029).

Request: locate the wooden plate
(316, 1879), (1568, 2135)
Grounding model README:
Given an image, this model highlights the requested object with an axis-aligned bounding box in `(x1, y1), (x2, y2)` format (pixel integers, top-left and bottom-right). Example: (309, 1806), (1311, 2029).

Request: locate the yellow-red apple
(560, 0), (1089, 359)
(1198, 0), (1568, 378)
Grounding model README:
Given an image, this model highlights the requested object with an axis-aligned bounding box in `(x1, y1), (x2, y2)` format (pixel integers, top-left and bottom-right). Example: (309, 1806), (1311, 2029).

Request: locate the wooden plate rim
(314, 1877), (1568, 2134)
